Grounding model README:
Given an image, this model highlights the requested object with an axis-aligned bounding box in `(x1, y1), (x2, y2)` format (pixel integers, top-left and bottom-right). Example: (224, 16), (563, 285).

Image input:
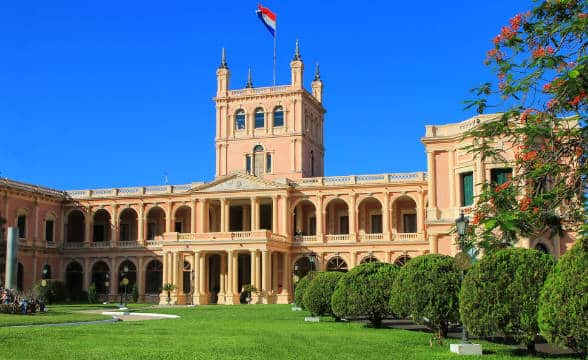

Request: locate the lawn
(0, 305), (578, 359)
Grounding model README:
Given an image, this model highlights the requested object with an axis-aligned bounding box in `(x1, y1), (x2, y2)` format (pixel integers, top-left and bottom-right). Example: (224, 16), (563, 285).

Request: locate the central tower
(213, 42), (326, 180)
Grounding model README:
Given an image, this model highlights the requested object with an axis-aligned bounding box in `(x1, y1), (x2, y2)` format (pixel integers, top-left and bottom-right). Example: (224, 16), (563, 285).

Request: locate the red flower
(569, 91), (587, 106)
(519, 196), (531, 211)
(543, 83), (552, 92)
(522, 150), (538, 161)
(579, 13), (588, 19)
(498, 73), (506, 81)
(495, 180), (512, 192)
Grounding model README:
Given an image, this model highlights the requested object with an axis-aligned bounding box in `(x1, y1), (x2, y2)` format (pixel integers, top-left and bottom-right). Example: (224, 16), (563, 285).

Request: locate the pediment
(193, 174), (287, 193)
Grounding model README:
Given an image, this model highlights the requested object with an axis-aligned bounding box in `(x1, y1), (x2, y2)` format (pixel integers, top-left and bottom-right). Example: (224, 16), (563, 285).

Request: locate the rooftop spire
(292, 39), (301, 61)
(314, 62), (321, 81)
(245, 68), (253, 88)
(219, 48), (228, 69)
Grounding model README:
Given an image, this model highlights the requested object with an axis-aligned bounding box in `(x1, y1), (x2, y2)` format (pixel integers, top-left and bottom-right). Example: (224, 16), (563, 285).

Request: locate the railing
(146, 240), (163, 247)
(325, 234), (349, 242)
(118, 241), (139, 248)
(228, 85), (290, 97)
(232, 231), (253, 240)
(45, 242), (57, 249)
(361, 233), (384, 241)
(90, 241), (111, 248)
(291, 172), (426, 187)
(178, 233), (194, 240)
(63, 242), (85, 249)
(396, 233), (421, 241)
(66, 183), (198, 199)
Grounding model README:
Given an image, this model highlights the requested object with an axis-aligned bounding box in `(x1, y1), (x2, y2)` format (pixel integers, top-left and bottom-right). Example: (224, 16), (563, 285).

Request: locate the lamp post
(104, 273), (110, 303)
(120, 265), (129, 307)
(309, 252), (316, 272)
(455, 211), (470, 344)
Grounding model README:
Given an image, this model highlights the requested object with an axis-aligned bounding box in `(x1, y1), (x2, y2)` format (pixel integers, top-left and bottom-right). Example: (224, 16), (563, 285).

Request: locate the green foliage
(87, 283), (98, 304)
(460, 248), (555, 350)
(131, 284), (139, 303)
(539, 235), (588, 358)
(390, 254), (461, 339)
(463, 0), (587, 252)
(33, 280), (67, 304)
(331, 262), (399, 327)
(294, 271), (316, 309)
(162, 283), (176, 292)
(302, 271), (345, 317)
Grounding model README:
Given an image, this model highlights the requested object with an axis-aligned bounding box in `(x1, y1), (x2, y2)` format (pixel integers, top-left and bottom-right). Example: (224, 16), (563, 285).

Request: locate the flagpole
(273, 27), (277, 86)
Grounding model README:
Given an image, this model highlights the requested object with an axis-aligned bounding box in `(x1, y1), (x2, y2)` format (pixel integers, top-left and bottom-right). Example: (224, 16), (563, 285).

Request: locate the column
(33, 200), (39, 244)
(166, 203), (173, 233)
(137, 257), (144, 300)
(426, 151), (437, 217)
(316, 195), (324, 240)
(383, 192), (391, 239)
(198, 253), (206, 295)
(254, 250), (261, 289)
(448, 149), (456, 208)
(250, 197), (258, 231)
(271, 252), (279, 292)
(281, 253), (290, 297)
(220, 199), (227, 232)
(280, 196), (288, 235)
(200, 199), (208, 233)
(161, 252), (169, 288)
(475, 156), (485, 202)
(417, 192), (425, 234)
(111, 204), (118, 243)
(191, 199), (197, 233)
(85, 208), (93, 245)
(172, 252), (178, 288)
(250, 250), (257, 289)
(272, 196), (278, 233)
(350, 251), (357, 269)
(138, 205), (145, 244)
(220, 252), (227, 300)
(83, 257), (91, 290)
(262, 250), (270, 292)
(428, 234), (438, 254)
(349, 194), (357, 241)
(232, 251), (238, 296)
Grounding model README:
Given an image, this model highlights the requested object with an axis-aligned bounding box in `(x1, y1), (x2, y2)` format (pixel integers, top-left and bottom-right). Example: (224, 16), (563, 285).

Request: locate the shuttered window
(461, 172), (474, 206)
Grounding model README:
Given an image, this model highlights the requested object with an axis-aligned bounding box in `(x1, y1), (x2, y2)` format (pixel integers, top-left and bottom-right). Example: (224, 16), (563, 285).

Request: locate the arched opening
(174, 206), (192, 233)
(146, 207), (166, 240)
(67, 210), (85, 243)
(145, 260), (163, 294)
(118, 260), (137, 294)
(17, 263), (24, 290)
(273, 106), (284, 127)
(358, 197), (383, 234)
(183, 261), (192, 294)
(293, 200), (317, 237)
(326, 256), (348, 272)
(360, 255), (379, 264)
(254, 107), (265, 129)
(394, 255), (411, 267)
(93, 209), (111, 242)
(42, 264), (52, 280)
(535, 243), (550, 254)
(91, 261), (110, 293)
(65, 261), (83, 299)
(394, 196), (417, 234)
(253, 145), (264, 177)
(325, 198), (349, 236)
(119, 208), (138, 242)
(235, 109), (246, 130)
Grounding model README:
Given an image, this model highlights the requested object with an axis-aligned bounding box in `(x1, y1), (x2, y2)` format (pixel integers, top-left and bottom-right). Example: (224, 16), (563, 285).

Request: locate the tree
(294, 271), (316, 310)
(463, 0), (586, 252)
(302, 271), (345, 318)
(539, 233), (588, 358)
(331, 262), (399, 328)
(33, 280), (67, 304)
(460, 248), (555, 353)
(389, 254), (461, 341)
(131, 284), (139, 303)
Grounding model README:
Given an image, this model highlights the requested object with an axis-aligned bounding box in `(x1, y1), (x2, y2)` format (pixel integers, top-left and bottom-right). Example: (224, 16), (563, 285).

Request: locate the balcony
(164, 230), (288, 244)
(90, 241), (111, 249)
(63, 242), (85, 249)
(359, 233), (384, 241)
(395, 233), (424, 242)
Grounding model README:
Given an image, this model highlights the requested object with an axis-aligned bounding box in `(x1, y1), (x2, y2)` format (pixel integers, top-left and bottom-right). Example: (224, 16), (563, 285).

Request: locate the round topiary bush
(331, 262), (399, 327)
(539, 236), (588, 359)
(390, 254), (461, 339)
(460, 247), (555, 352)
(303, 271), (345, 317)
(294, 271), (316, 309)
(33, 280), (67, 304)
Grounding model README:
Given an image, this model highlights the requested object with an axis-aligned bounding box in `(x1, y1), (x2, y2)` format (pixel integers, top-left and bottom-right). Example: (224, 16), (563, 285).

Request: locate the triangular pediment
(192, 174), (288, 193)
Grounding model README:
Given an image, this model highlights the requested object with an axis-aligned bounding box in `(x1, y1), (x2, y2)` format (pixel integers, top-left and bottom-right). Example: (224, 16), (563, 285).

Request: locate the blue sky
(0, 0), (534, 190)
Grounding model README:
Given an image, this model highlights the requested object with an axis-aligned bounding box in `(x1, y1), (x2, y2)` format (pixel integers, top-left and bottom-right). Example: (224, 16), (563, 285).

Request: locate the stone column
(254, 250), (261, 289)
(272, 196), (278, 233)
(428, 234), (438, 254)
(137, 257), (144, 301)
(271, 252), (279, 292)
(316, 195), (324, 240)
(220, 199), (227, 232)
(417, 192), (425, 234)
(448, 149), (456, 208)
(198, 253), (206, 296)
(111, 204), (118, 243)
(166, 203), (173, 233)
(109, 256), (117, 299)
(138, 206), (145, 244)
(232, 251), (238, 300)
(280, 196), (288, 235)
(383, 192), (390, 240)
(85, 208), (93, 245)
(33, 200), (40, 245)
(171, 252), (178, 290)
(350, 251), (357, 269)
(349, 193), (357, 241)
(281, 252), (290, 301)
(191, 199), (197, 233)
(83, 257), (91, 291)
(475, 156), (485, 203)
(427, 151), (437, 220)
(262, 250), (270, 293)
(250, 249), (257, 289)
(220, 252), (227, 301)
(250, 197), (258, 231)
(192, 251), (202, 304)
(200, 199), (208, 233)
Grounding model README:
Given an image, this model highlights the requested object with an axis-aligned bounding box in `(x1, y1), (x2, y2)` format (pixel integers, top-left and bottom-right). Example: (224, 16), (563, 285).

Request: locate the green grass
(0, 305), (578, 359)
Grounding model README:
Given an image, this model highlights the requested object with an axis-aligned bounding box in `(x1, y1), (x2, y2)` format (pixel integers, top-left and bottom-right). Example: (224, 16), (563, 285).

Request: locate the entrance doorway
(208, 255), (221, 304)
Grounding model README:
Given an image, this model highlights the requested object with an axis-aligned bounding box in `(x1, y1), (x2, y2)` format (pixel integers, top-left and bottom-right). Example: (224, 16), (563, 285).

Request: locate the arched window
(145, 260), (163, 294)
(395, 255), (411, 267)
(273, 106), (284, 127)
(66, 262), (84, 299)
(254, 108), (265, 129)
(183, 261), (192, 294)
(266, 153), (272, 173)
(326, 256), (348, 272)
(235, 109), (246, 130)
(253, 145), (264, 176)
(360, 255), (379, 264)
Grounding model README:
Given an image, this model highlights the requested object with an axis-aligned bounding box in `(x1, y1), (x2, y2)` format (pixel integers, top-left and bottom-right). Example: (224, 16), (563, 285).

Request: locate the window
(254, 108), (265, 128)
(246, 155), (252, 174)
(45, 220), (54, 242)
(266, 153), (272, 173)
(403, 214), (417, 233)
(491, 168), (512, 185)
(273, 106), (284, 127)
(17, 215), (26, 238)
(371, 214), (382, 233)
(461, 172), (474, 206)
(235, 110), (245, 130)
(253, 145), (264, 176)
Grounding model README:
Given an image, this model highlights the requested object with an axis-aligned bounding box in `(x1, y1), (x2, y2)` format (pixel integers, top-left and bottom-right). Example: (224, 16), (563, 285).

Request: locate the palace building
(0, 45), (577, 304)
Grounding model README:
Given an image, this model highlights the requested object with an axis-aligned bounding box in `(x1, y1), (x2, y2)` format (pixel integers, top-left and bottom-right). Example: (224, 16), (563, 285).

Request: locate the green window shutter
(491, 168), (512, 185)
(462, 173), (474, 206)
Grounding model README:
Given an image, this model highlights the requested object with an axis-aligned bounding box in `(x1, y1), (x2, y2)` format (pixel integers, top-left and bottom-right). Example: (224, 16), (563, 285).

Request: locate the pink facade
(0, 45), (576, 304)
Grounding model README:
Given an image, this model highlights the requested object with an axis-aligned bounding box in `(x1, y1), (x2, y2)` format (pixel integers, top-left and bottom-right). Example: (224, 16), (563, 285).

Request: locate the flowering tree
(463, 0), (587, 252)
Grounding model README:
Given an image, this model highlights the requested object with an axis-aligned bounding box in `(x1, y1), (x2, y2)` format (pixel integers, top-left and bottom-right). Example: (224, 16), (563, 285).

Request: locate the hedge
(302, 271), (345, 317)
(294, 272), (317, 309)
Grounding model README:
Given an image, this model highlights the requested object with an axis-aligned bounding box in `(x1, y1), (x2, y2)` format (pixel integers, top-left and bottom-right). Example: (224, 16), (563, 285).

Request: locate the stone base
(276, 293), (290, 304)
(450, 343), (483, 355)
(192, 294), (209, 305)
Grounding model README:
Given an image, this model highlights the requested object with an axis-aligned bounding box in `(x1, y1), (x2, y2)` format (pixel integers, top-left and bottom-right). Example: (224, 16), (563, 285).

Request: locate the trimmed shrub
(390, 254), (461, 339)
(331, 262), (399, 327)
(33, 280), (67, 304)
(294, 272), (316, 309)
(460, 248), (555, 352)
(539, 236), (588, 358)
(131, 284), (139, 303)
(302, 271), (345, 317)
(87, 283), (98, 304)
